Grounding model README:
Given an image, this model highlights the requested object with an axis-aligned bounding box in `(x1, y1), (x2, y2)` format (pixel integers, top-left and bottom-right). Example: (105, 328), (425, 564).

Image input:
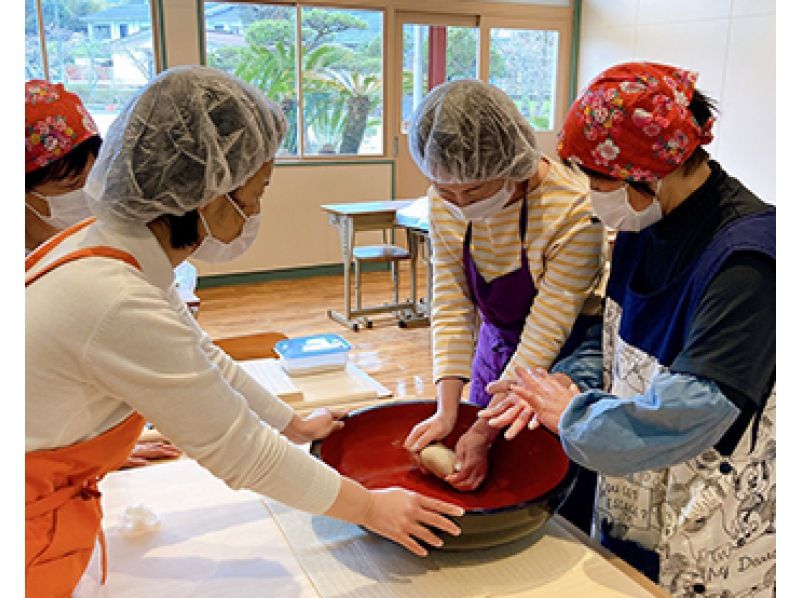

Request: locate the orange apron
(26, 218), (146, 597)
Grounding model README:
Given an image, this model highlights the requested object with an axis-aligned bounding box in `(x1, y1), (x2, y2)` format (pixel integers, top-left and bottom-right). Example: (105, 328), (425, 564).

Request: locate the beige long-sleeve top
(430, 158), (606, 383)
(25, 219), (340, 514)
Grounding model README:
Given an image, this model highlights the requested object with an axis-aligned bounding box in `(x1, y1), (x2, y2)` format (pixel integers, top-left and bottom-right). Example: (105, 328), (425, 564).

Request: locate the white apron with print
(595, 299), (776, 597)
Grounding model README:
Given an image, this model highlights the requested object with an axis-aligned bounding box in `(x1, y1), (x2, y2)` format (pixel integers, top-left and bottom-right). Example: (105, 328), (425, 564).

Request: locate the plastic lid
(275, 334), (352, 360)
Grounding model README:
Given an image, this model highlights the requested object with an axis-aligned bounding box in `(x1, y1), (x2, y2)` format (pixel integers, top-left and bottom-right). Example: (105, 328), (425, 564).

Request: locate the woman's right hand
(403, 410), (457, 453)
(119, 440), (182, 470)
(363, 487), (464, 556)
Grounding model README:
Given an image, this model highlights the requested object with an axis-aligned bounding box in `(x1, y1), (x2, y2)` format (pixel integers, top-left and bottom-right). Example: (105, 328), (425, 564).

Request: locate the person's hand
(484, 378), (517, 415)
(480, 367), (579, 436)
(485, 378), (515, 398)
(444, 425), (494, 491)
(284, 408), (347, 444)
(478, 392), (539, 440)
(120, 440), (182, 470)
(479, 374), (539, 440)
(403, 409), (457, 453)
(363, 487), (464, 556)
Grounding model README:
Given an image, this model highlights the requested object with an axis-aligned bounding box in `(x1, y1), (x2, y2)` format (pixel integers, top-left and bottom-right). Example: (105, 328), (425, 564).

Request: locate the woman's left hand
(285, 408), (348, 443)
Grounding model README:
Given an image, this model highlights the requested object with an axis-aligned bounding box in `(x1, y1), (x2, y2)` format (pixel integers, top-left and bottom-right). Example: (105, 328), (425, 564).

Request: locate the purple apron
(464, 197), (594, 407)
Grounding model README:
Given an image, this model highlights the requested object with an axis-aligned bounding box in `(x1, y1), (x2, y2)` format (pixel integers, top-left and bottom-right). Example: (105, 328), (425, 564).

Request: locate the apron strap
(25, 246), (141, 287)
(25, 216), (95, 271)
(26, 483), (83, 520)
(26, 476), (110, 584)
(98, 519), (109, 584)
(463, 193), (530, 256)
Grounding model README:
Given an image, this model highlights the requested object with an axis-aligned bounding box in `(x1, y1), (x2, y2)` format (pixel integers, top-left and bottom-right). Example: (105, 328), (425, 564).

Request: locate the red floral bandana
(25, 80), (99, 173)
(557, 62), (715, 182)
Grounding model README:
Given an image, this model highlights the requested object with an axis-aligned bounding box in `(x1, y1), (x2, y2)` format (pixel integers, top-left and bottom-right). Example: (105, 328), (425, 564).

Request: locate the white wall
(578, 0), (776, 203)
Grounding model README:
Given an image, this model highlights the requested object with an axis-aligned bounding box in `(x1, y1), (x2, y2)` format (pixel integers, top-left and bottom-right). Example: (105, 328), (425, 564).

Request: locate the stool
(353, 244), (411, 328)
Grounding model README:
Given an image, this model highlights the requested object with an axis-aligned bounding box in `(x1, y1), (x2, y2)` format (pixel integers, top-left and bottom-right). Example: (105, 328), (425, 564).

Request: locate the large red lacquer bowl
(311, 400), (577, 550)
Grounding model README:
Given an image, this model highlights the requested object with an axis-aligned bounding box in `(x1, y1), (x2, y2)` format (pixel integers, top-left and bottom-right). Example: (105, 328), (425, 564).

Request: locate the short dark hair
(154, 210), (201, 250)
(25, 135), (102, 191)
(562, 160), (657, 197)
(682, 88), (718, 174)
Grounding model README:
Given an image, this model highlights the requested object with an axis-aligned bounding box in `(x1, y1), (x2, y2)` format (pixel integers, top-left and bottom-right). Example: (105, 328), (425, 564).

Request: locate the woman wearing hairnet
(402, 80), (607, 515)
(25, 79), (187, 469)
(479, 62), (775, 595)
(25, 66), (463, 597)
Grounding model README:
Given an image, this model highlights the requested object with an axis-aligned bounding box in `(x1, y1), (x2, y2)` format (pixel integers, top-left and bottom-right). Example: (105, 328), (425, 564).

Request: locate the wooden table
(74, 458), (667, 597)
(321, 200), (429, 331)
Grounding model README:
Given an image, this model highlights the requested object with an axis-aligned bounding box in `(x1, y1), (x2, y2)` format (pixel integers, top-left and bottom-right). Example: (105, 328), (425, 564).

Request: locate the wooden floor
(196, 268), (439, 401)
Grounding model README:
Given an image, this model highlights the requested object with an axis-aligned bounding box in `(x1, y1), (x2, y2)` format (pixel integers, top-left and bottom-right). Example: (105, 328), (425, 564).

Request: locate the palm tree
(234, 42), (348, 154)
(306, 69), (381, 154)
(235, 41), (297, 153)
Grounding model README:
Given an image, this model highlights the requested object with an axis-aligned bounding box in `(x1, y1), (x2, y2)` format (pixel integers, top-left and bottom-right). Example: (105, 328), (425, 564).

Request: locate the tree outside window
(489, 28), (558, 131)
(205, 2), (384, 158)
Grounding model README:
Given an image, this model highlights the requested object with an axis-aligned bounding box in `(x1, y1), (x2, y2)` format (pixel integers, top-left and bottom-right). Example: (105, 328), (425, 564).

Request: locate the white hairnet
(86, 65), (287, 223)
(408, 79), (541, 184)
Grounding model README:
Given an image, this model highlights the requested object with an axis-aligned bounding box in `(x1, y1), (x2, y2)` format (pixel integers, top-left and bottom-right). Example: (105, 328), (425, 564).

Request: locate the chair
(323, 201), (426, 332)
(352, 238), (411, 329)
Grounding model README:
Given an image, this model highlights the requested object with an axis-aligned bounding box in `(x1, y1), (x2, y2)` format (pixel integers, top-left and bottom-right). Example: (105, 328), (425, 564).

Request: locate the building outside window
(25, 0), (157, 136)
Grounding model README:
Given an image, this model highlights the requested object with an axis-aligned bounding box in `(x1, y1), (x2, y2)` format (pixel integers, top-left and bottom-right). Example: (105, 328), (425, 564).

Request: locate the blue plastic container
(274, 333), (352, 376)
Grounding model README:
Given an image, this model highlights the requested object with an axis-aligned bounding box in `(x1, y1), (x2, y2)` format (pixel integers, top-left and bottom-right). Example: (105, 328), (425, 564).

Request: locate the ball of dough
(419, 443), (457, 478)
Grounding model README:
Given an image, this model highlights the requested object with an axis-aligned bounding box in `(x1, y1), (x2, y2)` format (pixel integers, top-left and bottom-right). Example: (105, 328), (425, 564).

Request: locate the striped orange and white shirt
(429, 158), (607, 383)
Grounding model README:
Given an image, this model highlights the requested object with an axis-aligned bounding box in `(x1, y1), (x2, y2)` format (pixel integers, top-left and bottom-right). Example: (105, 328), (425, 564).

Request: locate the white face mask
(26, 188), (93, 229)
(447, 182), (514, 222)
(590, 182), (663, 232)
(192, 193), (260, 263)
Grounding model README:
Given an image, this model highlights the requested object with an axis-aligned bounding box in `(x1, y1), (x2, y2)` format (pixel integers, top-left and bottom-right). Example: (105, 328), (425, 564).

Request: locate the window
(94, 24), (112, 40)
(25, 0), (158, 136)
(400, 23), (479, 133)
(489, 28), (559, 131)
(204, 2), (384, 158)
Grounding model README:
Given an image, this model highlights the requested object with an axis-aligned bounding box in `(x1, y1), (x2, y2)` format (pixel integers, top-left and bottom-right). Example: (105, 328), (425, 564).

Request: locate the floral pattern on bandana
(557, 62), (716, 182)
(577, 87), (625, 142)
(25, 83), (61, 106)
(25, 80), (99, 173)
(26, 115), (79, 170)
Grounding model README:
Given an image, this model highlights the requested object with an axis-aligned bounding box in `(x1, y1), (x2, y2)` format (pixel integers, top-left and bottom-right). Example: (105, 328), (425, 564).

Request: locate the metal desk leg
(398, 228), (429, 328)
(425, 234), (433, 315)
(408, 228), (418, 312)
(327, 213), (360, 331)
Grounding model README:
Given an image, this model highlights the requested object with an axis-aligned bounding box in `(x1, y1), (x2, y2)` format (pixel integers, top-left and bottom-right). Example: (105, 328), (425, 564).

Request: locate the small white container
(275, 333), (352, 376)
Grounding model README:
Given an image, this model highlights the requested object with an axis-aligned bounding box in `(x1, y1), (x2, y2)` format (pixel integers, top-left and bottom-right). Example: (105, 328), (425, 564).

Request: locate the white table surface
(73, 459), (666, 598)
(74, 459), (316, 598)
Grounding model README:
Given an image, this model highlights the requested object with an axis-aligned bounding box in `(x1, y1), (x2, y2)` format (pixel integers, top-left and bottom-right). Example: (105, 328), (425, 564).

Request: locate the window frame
(197, 0), (574, 166)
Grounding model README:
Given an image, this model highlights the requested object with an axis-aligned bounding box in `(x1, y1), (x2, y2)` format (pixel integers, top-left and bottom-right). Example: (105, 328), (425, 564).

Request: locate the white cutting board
(239, 357), (391, 409)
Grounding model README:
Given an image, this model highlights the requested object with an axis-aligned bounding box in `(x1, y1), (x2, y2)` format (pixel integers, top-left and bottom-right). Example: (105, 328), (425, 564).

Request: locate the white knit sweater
(25, 219), (340, 514)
